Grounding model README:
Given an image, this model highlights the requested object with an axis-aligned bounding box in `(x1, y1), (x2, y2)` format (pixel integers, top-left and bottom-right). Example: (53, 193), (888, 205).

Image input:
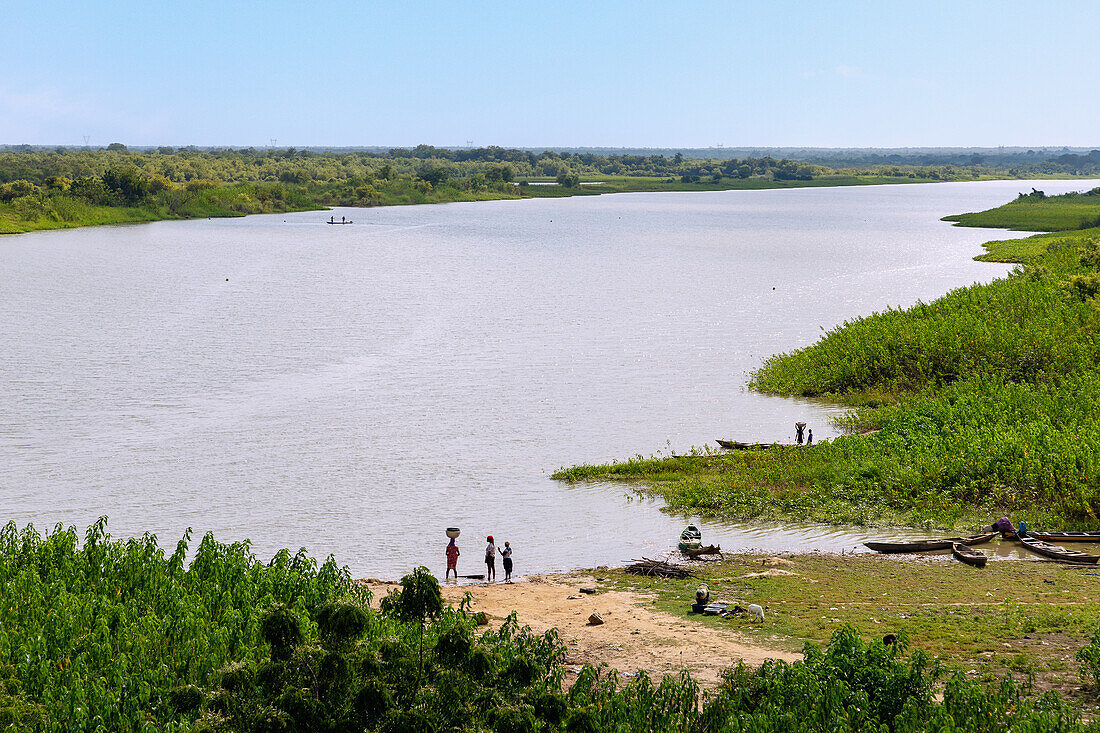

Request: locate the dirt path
(408, 572), (801, 685)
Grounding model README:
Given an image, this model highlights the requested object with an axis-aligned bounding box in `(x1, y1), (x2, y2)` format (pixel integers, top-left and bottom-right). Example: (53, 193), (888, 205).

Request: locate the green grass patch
(604, 552), (1100, 700)
(944, 187), (1100, 231)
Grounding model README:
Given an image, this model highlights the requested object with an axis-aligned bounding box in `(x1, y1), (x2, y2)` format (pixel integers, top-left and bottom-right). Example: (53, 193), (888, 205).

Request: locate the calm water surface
(2, 180), (1097, 577)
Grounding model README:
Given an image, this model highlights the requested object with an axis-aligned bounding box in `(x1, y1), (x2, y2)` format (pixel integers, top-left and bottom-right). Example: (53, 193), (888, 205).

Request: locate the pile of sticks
(624, 557), (695, 578)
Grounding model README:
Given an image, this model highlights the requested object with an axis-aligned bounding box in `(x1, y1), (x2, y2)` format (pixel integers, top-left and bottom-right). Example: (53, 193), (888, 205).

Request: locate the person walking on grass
(485, 535), (497, 582)
(445, 537), (460, 581)
(499, 541), (513, 582)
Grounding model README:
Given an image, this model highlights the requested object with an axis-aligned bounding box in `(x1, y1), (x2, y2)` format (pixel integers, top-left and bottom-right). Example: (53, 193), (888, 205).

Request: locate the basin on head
(446, 528), (461, 539)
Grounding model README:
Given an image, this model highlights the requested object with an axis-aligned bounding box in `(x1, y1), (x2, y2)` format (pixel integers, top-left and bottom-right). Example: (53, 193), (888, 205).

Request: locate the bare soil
(430, 571), (799, 685)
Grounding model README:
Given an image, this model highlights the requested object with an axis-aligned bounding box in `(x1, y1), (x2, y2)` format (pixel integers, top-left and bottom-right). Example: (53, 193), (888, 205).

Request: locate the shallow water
(1, 180), (1097, 577)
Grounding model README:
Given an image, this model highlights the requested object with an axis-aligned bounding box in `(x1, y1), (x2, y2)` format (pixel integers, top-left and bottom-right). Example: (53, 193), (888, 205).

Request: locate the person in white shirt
(484, 536), (497, 582)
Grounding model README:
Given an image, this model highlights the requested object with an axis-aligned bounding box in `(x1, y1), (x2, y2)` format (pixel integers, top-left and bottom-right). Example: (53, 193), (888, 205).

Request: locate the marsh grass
(944, 188), (1100, 231)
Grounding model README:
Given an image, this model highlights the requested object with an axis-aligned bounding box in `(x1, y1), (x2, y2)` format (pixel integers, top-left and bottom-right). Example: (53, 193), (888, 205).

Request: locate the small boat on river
(1018, 535), (1100, 564)
(951, 543), (988, 568)
(678, 525), (703, 551)
(864, 532), (996, 554)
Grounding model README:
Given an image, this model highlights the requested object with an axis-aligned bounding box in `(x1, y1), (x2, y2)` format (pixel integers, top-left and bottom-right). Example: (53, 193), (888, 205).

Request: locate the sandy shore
(367, 570), (798, 686)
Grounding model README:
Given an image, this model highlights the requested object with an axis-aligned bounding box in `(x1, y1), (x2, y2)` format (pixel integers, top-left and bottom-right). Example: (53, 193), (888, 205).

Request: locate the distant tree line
(2, 144), (1096, 232)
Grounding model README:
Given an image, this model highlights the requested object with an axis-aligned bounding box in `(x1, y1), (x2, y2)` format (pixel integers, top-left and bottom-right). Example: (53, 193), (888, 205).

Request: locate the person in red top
(445, 537), (460, 580)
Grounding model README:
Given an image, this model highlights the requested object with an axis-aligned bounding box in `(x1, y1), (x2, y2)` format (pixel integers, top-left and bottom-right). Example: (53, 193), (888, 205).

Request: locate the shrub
(316, 602), (370, 650)
(261, 607), (304, 661)
(1077, 629), (1100, 689)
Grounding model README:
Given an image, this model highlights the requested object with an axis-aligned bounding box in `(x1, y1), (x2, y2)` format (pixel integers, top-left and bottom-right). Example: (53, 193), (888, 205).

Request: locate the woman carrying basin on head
(445, 537), (460, 580)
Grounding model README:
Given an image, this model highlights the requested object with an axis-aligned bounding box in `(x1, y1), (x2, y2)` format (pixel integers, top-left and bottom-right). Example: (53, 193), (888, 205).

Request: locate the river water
(2, 180), (1096, 578)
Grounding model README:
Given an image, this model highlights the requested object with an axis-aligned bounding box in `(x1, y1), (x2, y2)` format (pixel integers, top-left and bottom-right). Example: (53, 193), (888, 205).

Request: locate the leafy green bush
(1077, 628), (1100, 690)
(1, 519), (1095, 731)
(0, 518), (363, 731)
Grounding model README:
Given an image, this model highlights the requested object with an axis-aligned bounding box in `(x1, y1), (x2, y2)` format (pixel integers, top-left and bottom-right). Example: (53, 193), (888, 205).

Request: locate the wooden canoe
(1018, 535), (1100, 564)
(951, 542), (988, 568)
(716, 439), (797, 450)
(1003, 530), (1100, 542)
(864, 532), (996, 554)
(717, 439), (765, 450)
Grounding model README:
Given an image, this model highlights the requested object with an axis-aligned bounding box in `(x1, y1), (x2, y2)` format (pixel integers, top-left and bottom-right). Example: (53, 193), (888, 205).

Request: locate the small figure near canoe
(716, 422), (815, 451)
(864, 516), (1100, 565)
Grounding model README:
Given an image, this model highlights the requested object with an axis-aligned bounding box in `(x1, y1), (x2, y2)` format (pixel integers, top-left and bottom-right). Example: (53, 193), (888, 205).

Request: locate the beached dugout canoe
(1002, 530), (1100, 542)
(951, 542), (988, 568)
(1018, 535), (1100, 564)
(716, 439), (766, 450)
(863, 532), (996, 554)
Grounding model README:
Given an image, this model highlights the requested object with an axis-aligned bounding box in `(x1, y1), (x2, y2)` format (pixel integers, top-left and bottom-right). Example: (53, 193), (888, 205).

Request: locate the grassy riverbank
(555, 188), (1100, 532)
(0, 172), (963, 236)
(944, 186), (1100, 231)
(0, 182), (322, 235)
(604, 551), (1100, 702)
(6, 518), (1100, 731)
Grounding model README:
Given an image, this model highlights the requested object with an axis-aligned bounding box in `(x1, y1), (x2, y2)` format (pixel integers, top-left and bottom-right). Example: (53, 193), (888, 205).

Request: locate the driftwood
(624, 557), (695, 579)
(681, 544), (722, 558)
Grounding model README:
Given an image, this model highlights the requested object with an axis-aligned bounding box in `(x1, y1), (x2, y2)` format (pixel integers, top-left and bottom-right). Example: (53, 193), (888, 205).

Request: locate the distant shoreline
(6, 173), (1096, 237)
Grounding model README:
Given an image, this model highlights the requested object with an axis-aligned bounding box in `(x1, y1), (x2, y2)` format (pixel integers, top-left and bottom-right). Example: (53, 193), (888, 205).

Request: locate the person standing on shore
(499, 541), (513, 582)
(445, 537), (460, 581)
(484, 536), (497, 582)
(807, 429), (813, 445)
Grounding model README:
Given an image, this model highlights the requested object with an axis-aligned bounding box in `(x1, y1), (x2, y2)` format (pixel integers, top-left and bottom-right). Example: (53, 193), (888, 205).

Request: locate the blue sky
(3, 1), (1097, 148)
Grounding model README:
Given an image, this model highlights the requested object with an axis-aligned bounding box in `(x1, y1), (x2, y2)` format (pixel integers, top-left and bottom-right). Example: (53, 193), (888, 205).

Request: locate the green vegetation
(1, 145), (1091, 235)
(944, 186), (1100, 231)
(0, 517), (362, 730)
(556, 190), (1100, 531)
(559, 624), (1095, 732)
(6, 518), (1100, 730)
(606, 552), (1100, 699)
